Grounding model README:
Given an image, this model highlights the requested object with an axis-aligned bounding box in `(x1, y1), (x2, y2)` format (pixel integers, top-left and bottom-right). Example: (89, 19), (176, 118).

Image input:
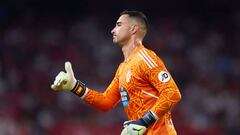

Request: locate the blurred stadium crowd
(0, 0), (239, 135)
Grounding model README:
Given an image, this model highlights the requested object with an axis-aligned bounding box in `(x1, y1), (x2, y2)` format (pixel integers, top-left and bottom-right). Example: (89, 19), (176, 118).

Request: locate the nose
(111, 27), (115, 34)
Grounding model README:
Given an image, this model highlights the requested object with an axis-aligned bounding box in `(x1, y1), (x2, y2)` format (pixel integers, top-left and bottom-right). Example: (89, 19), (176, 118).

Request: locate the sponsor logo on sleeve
(158, 71), (170, 82)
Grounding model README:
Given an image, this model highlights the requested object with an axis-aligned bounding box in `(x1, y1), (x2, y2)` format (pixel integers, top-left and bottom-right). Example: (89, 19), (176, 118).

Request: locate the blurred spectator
(0, 1), (239, 135)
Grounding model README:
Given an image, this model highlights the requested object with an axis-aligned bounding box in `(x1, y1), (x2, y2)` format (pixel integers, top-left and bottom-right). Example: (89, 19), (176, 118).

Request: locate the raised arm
(51, 61), (121, 112)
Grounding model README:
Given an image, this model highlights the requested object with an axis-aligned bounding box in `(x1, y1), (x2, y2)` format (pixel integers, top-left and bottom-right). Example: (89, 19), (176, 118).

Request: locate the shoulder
(137, 47), (164, 70)
(114, 63), (124, 78)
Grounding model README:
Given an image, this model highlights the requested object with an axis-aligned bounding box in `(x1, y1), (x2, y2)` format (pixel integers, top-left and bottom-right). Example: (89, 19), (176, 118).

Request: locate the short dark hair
(120, 10), (148, 27)
(120, 10), (148, 37)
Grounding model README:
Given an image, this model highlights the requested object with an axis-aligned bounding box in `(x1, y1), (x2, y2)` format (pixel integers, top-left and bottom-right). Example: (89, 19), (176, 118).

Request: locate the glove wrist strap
(129, 111), (157, 128)
(141, 111), (157, 127)
(71, 80), (86, 97)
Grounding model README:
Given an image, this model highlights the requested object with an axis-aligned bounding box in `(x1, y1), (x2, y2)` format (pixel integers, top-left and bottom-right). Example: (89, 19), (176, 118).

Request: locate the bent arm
(145, 68), (181, 118)
(150, 80), (181, 118)
(82, 77), (120, 112)
(140, 50), (182, 118)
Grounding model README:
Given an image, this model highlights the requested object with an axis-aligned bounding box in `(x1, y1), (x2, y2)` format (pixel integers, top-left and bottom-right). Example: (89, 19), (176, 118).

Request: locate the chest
(118, 62), (144, 89)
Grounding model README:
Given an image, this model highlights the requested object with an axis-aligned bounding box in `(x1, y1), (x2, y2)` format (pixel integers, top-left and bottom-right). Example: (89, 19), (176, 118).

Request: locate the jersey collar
(123, 44), (144, 63)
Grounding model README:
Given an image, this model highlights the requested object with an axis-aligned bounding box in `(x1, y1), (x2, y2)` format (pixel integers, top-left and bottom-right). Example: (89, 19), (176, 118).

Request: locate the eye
(116, 22), (121, 27)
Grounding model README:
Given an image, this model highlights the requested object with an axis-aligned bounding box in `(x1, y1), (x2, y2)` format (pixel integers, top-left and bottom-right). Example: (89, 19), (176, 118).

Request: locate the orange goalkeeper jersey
(82, 45), (181, 135)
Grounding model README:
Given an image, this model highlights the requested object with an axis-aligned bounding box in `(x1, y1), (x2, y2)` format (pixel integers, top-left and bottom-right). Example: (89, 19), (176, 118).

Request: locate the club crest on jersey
(126, 71), (131, 83)
(158, 71), (170, 82)
(120, 87), (130, 106)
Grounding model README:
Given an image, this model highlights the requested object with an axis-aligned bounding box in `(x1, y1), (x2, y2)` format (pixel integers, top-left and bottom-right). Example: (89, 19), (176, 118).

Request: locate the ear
(130, 25), (139, 35)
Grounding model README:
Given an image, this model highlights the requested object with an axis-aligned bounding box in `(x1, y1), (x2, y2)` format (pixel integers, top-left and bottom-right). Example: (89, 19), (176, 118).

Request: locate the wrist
(71, 80), (87, 98)
(140, 111), (158, 127)
(127, 111), (157, 128)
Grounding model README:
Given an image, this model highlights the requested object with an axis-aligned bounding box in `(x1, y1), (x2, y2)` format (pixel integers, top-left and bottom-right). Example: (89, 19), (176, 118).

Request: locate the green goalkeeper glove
(121, 111), (158, 135)
(121, 122), (147, 135)
(51, 61), (87, 98)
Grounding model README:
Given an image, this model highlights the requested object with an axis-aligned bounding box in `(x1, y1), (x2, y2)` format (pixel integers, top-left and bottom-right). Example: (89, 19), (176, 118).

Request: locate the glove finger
(52, 78), (64, 90)
(51, 84), (58, 91)
(53, 77), (60, 86)
(55, 71), (65, 80)
(54, 71), (65, 85)
(65, 61), (74, 77)
(57, 78), (63, 86)
(51, 70), (67, 90)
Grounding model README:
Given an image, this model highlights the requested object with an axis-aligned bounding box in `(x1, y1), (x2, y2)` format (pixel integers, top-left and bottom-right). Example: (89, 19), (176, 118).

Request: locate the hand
(51, 61), (77, 91)
(121, 111), (158, 135)
(121, 120), (147, 135)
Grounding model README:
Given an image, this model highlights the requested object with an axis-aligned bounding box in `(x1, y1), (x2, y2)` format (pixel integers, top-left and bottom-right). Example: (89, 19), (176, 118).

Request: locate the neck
(122, 39), (142, 61)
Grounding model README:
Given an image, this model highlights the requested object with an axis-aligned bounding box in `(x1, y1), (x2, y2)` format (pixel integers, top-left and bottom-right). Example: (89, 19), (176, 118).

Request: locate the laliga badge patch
(158, 71), (170, 82)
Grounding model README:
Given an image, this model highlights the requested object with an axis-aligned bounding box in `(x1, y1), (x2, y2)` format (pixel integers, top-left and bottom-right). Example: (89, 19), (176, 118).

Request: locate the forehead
(117, 14), (130, 23)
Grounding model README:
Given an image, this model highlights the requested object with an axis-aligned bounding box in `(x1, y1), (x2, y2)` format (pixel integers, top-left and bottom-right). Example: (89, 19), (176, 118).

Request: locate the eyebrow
(116, 22), (121, 25)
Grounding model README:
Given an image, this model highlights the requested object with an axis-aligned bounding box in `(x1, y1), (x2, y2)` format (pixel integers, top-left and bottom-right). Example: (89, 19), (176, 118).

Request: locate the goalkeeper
(51, 10), (182, 135)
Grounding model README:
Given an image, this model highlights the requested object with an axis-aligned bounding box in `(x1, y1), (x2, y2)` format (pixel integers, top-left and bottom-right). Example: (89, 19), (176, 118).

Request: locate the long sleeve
(140, 49), (182, 118)
(148, 70), (181, 118)
(82, 65), (122, 112)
